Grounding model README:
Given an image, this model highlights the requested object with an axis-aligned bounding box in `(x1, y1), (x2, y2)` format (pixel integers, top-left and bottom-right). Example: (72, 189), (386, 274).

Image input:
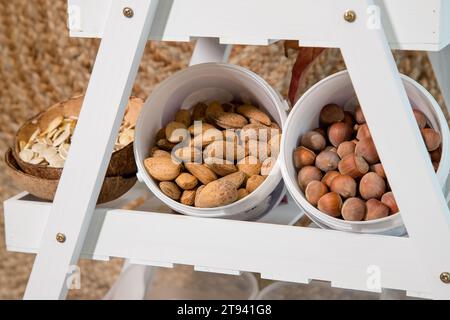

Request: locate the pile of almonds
(144, 100), (281, 208)
(294, 103), (442, 221)
(18, 115), (135, 168)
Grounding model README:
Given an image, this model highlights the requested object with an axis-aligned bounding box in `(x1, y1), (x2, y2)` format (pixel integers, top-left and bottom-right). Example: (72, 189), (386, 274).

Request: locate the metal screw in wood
(344, 10), (356, 23)
(56, 233), (66, 243)
(440, 272), (450, 284)
(123, 7), (134, 18)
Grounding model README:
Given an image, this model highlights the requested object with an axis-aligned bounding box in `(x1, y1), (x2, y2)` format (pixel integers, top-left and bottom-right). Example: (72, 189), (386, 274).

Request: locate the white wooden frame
(3, 0), (450, 299)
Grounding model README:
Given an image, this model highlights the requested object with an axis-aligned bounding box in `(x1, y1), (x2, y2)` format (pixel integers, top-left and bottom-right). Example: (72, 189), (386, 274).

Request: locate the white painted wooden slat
(4, 193), (430, 298)
(67, 0), (448, 50)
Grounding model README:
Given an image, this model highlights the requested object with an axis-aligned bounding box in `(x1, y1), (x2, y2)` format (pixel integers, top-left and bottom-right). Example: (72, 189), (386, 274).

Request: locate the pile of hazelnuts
(294, 103), (442, 221)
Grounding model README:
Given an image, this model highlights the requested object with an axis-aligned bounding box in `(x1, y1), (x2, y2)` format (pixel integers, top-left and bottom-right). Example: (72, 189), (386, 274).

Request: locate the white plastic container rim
(134, 62), (288, 220)
(281, 70), (450, 235)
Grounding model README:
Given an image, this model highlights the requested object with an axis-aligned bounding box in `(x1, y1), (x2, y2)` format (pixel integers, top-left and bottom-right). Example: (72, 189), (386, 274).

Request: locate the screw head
(123, 7), (134, 18)
(56, 233), (66, 243)
(344, 10), (356, 23)
(440, 272), (450, 284)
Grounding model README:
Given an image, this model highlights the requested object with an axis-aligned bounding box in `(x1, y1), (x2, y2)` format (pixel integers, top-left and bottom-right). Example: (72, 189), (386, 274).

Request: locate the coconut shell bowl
(8, 95), (143, 203)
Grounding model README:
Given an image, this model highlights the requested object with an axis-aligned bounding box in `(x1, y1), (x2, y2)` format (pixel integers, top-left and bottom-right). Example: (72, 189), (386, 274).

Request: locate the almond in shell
(175, 173), (198, 190)
(246, 175), (266, 193)
(180, 189), (196, 206)
(165, 121), (188, 143)
(151, 149), (171, 158)
(240, 123), (277, 142)
(194, 185), (205, 205)
(205, 101), (225, 123)
(194, 180), (238, 208)
(237, 188), (249, 200)
(190, 127), (223, 148)
(218, 171), (246, 189)
(188, 122), (217, 135)
(185, 163), (218, 185)
(215, 112), (248, 129)
(192, 102), (207, 121)
(159, 181), (182, 200)
(236, 105), (271, 126)
(156, 139), (177, 151)
(261, 157), (275, 176)
(204, 157), (238, 176)
(144, 157), (182, 181)
(237, 156), (261, 178)
(203, 140), (246, 161)
(173, 146), (202, 163)
(175, 109), (192, 127)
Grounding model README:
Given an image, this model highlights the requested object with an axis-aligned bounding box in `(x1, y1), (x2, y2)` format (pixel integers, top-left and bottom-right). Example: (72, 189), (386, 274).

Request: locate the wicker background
(0, 0), (445, 299)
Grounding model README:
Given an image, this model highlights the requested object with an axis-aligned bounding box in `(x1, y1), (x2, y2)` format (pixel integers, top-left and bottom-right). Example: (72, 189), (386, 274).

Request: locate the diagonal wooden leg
(339, 0), (450, 299)
(24, 0), (159, 299)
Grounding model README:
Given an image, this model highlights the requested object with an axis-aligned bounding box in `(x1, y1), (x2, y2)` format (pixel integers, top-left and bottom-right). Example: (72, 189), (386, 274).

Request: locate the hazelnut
(322, 171), (340, 188)
(338, 154), (369, 178)
(343, 111), (355, 127)
(430, 147), (441, 162)
(301, 131), (326, 152)
(370, 163), (386, 179)
(293, 146), (316, 169)
(365, 199), (389, 220)
(298, 166), (323, 191)
(381, 191), (399, 214)
(314, 127), (326, 138)
(305, 181), (328, 206)
(355, 137), (379, 164)
(315, 150), (340, 172)
(355, 105), (366, 124)
(319, 104), (345, 126)
(355, 123), (371, 140)
(433, 161), (439, 172)
(327, 122), (353, 147)
(421, 128), (441, 151)
(330, 175), (357, 198)
(317, 192), (342, 217)
(342, 198), (366, 221)
(337, 141), (356, 158)
(359, 172), (386, 200)
(324, 146), (337, 153)
(413, 109), (427, 129)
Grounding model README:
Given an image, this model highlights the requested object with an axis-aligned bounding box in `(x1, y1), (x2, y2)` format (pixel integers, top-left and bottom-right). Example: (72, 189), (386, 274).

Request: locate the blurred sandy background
(0, 1), (445, 299)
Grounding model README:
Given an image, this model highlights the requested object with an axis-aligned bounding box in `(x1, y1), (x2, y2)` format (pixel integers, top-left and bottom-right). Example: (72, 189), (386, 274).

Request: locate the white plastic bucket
(135, 63), (288, 220)
(281, 70), (450, 235)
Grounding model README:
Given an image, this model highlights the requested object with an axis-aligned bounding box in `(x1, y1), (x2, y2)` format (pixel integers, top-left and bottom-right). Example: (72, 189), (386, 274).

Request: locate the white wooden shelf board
(4, 186), (433, 298)
(67, 0), (450, 50)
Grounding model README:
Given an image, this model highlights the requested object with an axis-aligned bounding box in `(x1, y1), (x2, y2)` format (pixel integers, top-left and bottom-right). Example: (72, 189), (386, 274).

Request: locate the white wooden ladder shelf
(4, 0), (450, 300)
